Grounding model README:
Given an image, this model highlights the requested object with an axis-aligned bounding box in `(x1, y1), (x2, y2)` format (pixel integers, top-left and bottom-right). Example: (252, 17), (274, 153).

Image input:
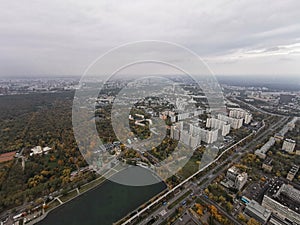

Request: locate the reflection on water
(38, 167), (166, 225)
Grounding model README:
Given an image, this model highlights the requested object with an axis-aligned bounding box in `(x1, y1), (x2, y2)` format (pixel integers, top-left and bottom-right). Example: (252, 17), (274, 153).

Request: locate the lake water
(37, 167), (166, 225)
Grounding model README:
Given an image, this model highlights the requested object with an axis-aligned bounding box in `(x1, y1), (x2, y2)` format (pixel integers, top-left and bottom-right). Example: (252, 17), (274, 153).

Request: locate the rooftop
(263, 157), (273, 165)
(284, 139), (296, 143)
(288, 165), (299, 176)
(258, 137), (276, 154)
(265, 180), (300, 214)
(228, 166), (239, 174)
(245, 200), (271, 221)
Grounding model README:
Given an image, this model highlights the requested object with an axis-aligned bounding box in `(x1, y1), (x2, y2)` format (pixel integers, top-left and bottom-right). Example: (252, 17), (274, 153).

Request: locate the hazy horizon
(0, 74), (299, 79)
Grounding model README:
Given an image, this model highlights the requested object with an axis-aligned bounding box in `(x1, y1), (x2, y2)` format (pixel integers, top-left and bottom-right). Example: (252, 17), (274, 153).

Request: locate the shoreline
(29, 166), (118, 225)
(30, 166), (167, 225)
(29, 175), (109, 225)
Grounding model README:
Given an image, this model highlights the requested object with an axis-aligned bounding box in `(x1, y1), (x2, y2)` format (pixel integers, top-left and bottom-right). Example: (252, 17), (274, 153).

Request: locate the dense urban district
(0, 77), (299, 225)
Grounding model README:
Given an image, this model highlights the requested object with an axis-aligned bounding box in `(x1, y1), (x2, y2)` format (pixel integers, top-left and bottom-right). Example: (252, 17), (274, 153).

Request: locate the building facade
(229, 108), (253, 124)
(206, 118), (231, 136)
(218, 114), (244, 129)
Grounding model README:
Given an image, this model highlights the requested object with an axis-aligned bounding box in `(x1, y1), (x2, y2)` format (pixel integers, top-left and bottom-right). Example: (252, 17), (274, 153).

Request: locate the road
(120, 115), (290, 225)
(200, 196), (241, 225)
(230, 97), (286, 117)
(121, 128), (256, 225)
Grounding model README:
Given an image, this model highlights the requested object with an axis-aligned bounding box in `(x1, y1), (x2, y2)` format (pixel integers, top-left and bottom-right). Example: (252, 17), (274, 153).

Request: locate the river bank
(35, 167), (167, 225)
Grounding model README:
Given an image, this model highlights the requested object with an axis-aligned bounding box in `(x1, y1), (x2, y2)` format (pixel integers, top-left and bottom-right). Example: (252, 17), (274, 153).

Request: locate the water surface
(38, 167), (166, 225)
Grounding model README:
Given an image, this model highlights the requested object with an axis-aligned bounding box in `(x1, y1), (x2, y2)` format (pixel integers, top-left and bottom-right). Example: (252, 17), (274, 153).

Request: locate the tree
(195, 203), (204, 216)
(247, 218), (261, 225)
(204, 188), (210, 195)
(208, 205), (223, 222)
(218, 196), (226, 203)
(225, 202), (233, 212)
(238, 213), (247, 222)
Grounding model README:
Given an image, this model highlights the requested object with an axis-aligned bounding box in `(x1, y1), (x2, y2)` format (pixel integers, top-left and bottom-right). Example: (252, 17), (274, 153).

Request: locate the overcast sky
(1, 0), (300, 77)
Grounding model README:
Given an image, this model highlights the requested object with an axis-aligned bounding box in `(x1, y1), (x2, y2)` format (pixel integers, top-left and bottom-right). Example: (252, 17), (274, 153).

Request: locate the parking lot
(174, 212), (198, 225)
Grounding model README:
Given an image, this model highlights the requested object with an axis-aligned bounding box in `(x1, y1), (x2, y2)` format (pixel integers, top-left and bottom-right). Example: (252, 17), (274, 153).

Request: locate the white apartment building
(218, 114), (244, 129)
(229, 108), (253, 124)
(206, 118), (231, 136)
(170, 122), (218, 146)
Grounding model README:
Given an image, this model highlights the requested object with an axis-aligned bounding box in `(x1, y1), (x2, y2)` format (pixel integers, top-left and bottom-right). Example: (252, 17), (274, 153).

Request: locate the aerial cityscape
(0, 1), (300, 225)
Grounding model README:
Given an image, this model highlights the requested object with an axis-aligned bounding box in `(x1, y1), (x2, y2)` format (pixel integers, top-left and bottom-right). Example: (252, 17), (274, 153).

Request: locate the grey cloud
(0, 0), (300, 76)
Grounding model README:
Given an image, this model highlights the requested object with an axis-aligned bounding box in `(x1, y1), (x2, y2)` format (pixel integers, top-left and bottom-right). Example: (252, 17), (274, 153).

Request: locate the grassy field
(46, 199), (61, 212)
(60, 189), (78, 203)
(79, 176), (106, 193)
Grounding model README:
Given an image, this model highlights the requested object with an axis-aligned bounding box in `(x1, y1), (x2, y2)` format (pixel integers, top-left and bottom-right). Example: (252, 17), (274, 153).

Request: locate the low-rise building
(274, 133), (284, 142)
(262, 180), (300, 225)
(268, 214), (294, 225)
(273, 117), (298, 145)
(262, 158), (273, 172)
(286, 165), (299, 182)
(244, 200), (271, 224)
(30, 146), (51, 156)
(282, 139), (296, 153)
(255, 137), (276, 159)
